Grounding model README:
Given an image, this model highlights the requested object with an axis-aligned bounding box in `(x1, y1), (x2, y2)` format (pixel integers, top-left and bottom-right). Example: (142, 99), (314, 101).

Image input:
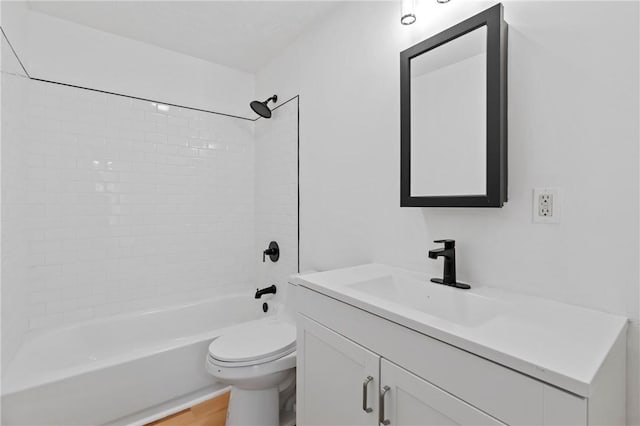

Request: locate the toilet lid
(208, 319), (296, 364)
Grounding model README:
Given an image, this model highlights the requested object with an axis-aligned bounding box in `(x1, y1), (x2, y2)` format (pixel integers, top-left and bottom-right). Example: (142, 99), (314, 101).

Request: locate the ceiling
(27, 1), (343, 73)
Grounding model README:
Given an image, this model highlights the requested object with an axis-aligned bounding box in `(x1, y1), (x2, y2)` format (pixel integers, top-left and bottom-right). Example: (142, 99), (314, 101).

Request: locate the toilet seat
(208, 319), (296, 367)
(205, 284), (299, 426)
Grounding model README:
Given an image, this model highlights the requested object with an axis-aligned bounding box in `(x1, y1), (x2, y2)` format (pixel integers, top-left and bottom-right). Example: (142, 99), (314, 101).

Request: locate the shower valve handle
(263, 241), (280, 263)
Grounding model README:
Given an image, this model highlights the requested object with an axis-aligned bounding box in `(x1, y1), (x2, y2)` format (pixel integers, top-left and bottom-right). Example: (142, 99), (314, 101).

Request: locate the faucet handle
(433, 239), (455, 249)
(262, 241), (280, 263)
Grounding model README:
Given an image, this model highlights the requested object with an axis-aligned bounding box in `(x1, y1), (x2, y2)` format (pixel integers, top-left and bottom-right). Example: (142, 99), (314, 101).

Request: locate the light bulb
(401, 0), (416, 25)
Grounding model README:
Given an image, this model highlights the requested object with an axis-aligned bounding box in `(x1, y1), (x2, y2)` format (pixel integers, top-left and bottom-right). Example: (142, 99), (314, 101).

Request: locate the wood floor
(147, 392), (230, 426)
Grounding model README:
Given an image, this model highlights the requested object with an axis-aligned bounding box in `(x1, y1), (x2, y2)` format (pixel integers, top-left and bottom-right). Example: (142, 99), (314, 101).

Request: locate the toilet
(205, 283), (298, 426)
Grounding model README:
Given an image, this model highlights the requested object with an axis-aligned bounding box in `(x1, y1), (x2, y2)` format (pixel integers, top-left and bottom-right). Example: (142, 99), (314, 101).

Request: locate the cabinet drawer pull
(379, 385), (391, 425)
(362, 376), (374, 413)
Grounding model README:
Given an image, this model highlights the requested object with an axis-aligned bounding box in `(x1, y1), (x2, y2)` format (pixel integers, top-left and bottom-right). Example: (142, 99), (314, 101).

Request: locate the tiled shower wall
(19, 79), (255, 330)
(255, 99), (298, 296)
(2, 45), (30, 369)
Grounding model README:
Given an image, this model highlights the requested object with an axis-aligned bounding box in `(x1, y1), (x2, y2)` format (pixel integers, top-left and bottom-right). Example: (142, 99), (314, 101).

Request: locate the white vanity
(292, 264), (627, 426)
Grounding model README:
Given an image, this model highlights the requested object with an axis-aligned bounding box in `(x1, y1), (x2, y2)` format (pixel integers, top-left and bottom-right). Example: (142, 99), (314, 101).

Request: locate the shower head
(250, 95), (278, 119)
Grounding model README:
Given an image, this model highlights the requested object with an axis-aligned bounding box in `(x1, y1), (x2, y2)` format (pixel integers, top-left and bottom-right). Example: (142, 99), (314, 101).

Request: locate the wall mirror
(400, 3), (507, 207)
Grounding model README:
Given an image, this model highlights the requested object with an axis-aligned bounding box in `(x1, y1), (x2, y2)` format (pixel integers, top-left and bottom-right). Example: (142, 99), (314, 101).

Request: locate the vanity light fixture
(437, 0), (450, 3)
(401, 0), (416, 25)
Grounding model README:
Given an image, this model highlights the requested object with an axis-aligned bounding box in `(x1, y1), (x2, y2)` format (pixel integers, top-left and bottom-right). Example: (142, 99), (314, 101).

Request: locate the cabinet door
(297, 314), (379, 426)
(380, 359), (505, 426)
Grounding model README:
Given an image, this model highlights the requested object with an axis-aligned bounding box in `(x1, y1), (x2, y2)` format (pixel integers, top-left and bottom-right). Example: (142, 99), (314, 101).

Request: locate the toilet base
(227, 387), (279, 426)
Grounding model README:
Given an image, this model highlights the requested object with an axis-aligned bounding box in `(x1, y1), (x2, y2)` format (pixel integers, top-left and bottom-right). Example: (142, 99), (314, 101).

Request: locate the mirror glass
(410, 26), (487, 197)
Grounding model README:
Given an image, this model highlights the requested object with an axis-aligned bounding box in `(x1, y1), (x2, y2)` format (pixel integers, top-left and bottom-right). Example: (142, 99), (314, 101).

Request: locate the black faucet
(255, 285), (277, 299)
(428, 240), (470, 290)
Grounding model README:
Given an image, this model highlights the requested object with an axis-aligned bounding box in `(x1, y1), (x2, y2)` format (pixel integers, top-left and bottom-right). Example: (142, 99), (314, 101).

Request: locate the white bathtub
(2, 294), (270, 426)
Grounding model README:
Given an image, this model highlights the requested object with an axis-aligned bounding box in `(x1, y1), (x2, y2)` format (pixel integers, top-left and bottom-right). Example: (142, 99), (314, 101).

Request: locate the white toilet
(205, 283), (298, 426)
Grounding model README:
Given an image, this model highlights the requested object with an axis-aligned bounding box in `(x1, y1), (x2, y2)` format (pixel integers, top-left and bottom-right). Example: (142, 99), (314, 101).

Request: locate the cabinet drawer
(298, 286), (586, 426)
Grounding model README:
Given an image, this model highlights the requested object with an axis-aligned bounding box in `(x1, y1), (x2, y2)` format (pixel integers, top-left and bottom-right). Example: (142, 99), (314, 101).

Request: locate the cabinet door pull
(362, 376), (374, 413)
(379, 385), (391, 425)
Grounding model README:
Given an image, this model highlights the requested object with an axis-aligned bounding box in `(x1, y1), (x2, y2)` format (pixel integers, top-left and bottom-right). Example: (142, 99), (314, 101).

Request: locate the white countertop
(291, 263), (628, 397)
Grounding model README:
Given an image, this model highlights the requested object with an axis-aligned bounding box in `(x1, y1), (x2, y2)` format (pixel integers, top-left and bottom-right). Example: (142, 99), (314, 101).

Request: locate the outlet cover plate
(533, 188), (560, 224)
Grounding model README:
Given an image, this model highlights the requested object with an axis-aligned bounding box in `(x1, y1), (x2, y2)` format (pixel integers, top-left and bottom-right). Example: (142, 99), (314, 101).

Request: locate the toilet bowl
(206, 316), (296, 426)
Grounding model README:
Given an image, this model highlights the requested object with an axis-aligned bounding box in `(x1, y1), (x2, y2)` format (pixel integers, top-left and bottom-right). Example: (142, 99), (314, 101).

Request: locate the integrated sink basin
(348, 274), (501, 326)
(293, 263), (628, 396)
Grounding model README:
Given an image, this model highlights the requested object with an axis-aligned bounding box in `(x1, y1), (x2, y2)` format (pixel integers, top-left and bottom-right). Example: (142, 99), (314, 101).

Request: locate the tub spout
(255, 285), (277, 299)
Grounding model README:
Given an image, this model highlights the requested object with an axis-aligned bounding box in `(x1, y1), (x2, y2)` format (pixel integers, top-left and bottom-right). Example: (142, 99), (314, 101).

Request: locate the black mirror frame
(400, 3), (508, 208)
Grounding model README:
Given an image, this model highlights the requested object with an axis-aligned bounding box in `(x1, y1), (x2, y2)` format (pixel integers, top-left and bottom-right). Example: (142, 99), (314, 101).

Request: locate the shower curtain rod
(0, 26), (261, 122)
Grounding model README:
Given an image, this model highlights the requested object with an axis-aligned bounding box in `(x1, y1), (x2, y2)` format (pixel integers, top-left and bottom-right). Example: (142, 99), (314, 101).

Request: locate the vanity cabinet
(298, 315), (503, 426)
(297, 315), (378, 426)
(295, 283), (625, 426)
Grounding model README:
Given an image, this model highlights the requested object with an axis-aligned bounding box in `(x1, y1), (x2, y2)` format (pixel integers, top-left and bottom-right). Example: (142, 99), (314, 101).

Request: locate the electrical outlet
(533, 188), (560, 224)
(538, 193), (553, 217)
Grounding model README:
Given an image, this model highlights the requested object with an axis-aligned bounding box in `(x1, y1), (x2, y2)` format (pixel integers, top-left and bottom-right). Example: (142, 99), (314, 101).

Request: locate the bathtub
(2, 294), (270, 426)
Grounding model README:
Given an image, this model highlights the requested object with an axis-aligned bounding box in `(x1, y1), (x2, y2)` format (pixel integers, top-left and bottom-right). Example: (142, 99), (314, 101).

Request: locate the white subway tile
(7, 77), (273, 333)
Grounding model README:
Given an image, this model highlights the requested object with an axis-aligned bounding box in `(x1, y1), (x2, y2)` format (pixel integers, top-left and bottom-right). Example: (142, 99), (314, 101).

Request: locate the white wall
(0, 0), (303, 333)
(1, 0), (303, 347)
(16, 79), (255, 330)
(5, 5), (255, 118)
(254, 99), (299, 306)
(1, 37), (30, 371)
(2, 0), (30, 371)
(1, 1), (27, 61)
(256, 1), (639, 423)
(0, 1), (260, 344)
